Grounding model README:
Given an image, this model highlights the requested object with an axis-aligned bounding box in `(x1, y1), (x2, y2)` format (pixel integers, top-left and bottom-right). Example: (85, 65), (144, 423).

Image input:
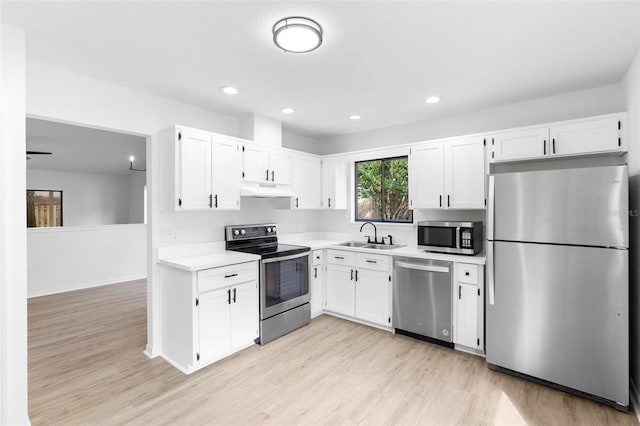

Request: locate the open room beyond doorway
(25, 118), (148, 298)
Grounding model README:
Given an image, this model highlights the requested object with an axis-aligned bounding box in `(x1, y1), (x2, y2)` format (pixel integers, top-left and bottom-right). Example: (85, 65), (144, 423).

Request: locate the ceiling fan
(26, 150), (52, 160)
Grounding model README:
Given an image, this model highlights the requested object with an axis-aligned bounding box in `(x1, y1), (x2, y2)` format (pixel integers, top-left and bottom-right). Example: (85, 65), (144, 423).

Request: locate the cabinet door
(242, 143), (270, 183)
(230, 281), (259, 351)
(211, 136), (241, 210)
(355, 269), (390, 327)
(455, 283), (479, 348)
(310, 265), (324, 316)
(321, 157), (348, 209)
(409, 143), (444, 209)
(489, 127), (548, 162)
(269, 148), (292, 185)
(550, 116), (621, 156)
(176, 127), (212, 210)
(198, 288), (231, 363)
(325, 264), (355, 316)
(292, 153), (322, 209)
(444, 137), (485, 209)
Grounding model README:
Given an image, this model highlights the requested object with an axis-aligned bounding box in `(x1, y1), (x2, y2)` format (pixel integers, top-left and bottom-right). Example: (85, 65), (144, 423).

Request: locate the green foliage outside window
(355, 156), (412, 223)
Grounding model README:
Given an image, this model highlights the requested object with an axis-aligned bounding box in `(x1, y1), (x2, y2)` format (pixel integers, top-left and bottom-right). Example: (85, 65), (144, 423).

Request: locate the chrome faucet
(359, 221), (379, 244)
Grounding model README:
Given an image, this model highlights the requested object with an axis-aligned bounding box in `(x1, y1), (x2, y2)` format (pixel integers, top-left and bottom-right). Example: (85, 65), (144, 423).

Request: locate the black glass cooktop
(230, 243), (310, 260)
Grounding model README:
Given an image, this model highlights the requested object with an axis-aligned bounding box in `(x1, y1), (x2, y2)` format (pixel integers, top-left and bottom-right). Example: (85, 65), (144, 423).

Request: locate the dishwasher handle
(395, 261), (450, 273)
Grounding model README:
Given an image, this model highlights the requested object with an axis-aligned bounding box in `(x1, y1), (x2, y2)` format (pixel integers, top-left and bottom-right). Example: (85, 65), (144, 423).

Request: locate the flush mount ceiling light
(349, 115), (361, 120)
(273, 16), (323, 53)
(282, 107), (295, 114)
(425, 96), (441, 104)
(220, 86), (238, 95)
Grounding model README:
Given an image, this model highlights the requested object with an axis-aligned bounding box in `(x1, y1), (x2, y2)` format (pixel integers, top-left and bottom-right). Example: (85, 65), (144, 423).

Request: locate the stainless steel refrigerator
(486, 164), (629, 409)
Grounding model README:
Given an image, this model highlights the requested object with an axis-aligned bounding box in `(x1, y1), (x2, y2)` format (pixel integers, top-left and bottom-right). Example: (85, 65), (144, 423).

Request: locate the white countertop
(281, 237), (486, 265)
(157, 251), (260, 272)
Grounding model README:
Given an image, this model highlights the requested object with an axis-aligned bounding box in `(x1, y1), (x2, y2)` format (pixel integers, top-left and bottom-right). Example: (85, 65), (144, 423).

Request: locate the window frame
(27, 189), (64, 228)
(354, 155), (413, 224)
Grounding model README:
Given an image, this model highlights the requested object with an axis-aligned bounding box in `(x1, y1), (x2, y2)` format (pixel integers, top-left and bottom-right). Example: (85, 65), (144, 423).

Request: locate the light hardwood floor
(28, 280), (637, 425)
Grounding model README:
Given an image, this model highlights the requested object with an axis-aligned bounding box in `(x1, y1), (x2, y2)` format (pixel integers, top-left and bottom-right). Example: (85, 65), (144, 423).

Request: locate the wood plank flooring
(28, 280), (638, 425)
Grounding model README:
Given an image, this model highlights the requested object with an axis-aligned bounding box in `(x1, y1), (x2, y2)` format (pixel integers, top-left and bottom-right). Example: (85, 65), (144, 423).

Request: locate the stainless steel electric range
(225, 223), (311, 344)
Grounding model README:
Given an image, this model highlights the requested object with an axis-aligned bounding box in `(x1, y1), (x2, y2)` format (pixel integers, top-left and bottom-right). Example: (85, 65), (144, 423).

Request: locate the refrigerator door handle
(487, 175), (495, 240)
(487, 241), (495, 305)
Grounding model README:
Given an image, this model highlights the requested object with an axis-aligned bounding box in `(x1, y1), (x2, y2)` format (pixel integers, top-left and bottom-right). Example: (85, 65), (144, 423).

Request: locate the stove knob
(240, 229), (246, 235)
(233, 230), (240, 236)
(272, 226), (276, 233)
(267, 227), (272, 233)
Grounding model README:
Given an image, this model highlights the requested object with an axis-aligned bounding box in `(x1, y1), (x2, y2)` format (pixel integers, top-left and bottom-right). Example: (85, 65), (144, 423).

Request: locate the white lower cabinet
(355, 268), (391, 326)
(325, 250), (391, 328)
(453, 263), (484, 351)
(310, 250), (325, 317)
(159, 261), (258, 374)
(325, 263), (355, 317)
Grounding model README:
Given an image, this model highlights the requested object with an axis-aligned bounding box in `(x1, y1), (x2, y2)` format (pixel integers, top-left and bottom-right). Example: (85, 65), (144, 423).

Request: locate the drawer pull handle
(465, 272), (470, 276)
(225, 273), (238, 278)
(366, 260), (377, 264)
(334, 256), (344, 260)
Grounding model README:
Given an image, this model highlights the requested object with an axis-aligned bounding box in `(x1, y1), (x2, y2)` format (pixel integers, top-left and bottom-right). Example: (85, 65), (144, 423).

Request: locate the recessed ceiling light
(282, 108), (295, 114)
(220, 86), (238, 95)
(349, 115), (361, 120)
(273, 17), (323, 53)
(425, 96), (441, 104)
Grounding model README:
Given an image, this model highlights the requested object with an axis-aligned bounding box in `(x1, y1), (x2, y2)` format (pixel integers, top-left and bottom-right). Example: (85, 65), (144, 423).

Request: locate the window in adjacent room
(27, 190), (63, 228)
(355, 156), (412, 223)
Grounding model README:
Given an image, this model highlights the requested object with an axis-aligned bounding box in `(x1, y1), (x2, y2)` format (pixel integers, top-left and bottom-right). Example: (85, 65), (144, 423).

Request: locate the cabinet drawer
(312, 249), (324, 266)
(197, 261), (257, 293)
(326, 249), (355, 265)
(457, 263), (478, 284)
(356, 253), (390, 272)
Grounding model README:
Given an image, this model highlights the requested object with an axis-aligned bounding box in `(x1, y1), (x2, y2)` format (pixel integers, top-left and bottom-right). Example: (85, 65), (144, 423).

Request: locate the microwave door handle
(455, 227), (461, 249)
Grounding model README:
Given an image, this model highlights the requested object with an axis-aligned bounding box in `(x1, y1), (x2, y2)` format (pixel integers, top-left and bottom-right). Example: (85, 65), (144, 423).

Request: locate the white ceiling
(26, 118), (146, 176)
(4, 1), (640, 139)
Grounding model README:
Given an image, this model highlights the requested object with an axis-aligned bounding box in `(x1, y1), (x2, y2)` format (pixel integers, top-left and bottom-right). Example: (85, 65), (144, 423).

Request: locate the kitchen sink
(334, 241), (370, 248)
(334, 241), (405, 250)
(363, 243), (405, 250)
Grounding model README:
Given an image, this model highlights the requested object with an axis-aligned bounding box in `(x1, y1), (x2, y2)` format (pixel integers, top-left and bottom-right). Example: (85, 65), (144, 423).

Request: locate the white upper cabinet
(489, 127), (548, 162)
(445, 137), (485, 209)
(550, 116), (622, 156)
(176, 127), (212, 210)
(291, 152), (322, 209)
(175, 126), (240, 211)
(269, 148), (292, 185)
(241, 143), (270, 183)
(321, 157), (348, 209)
(409, 137), (485, 210)
(409, 143), (444, 209)
(211, 136), (241, 210)
(489, 113), (626, 163)
(241, 143), (292, 185)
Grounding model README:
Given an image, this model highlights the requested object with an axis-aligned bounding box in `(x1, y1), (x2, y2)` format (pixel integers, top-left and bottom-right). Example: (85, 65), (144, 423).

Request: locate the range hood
(240, 184), (297, 198)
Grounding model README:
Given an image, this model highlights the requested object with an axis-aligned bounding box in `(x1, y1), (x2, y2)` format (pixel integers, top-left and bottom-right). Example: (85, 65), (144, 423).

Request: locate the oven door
(417, 225), (460, 253)
(260, 252), (311, 319)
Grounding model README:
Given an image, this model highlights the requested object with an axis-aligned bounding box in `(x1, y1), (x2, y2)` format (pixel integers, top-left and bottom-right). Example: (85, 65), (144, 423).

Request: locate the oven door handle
(261, 251), (311, 264)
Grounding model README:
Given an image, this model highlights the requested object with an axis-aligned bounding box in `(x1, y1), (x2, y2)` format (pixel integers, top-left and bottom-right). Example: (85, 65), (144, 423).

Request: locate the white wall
(623, 48), (640, 401)
(317, 83), (625, 155)
(128, 171), (146, 223)
(0, 23), (29, 426)
(27, 225), (146, 297)
(27, 168), (140, 226)
(282, 129), (321, 154)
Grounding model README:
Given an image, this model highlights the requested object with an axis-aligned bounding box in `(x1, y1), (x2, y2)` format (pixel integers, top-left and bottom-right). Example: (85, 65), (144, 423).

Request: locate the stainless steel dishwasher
(393, 257), (453, 347)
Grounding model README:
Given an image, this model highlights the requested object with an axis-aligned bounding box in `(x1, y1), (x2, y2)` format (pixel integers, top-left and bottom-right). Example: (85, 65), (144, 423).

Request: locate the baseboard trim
(630, 379), (640, 422)
(27, 274), (146, 298)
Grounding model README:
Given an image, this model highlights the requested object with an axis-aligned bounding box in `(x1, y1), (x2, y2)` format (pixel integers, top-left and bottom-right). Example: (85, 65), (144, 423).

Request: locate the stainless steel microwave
(417, 221), (483, 255)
